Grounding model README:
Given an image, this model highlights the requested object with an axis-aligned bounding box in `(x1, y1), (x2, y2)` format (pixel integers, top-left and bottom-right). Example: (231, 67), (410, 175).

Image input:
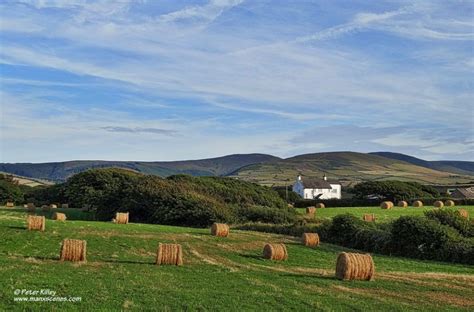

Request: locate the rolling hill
(1, 152), (473, 185)
(229, 152), (474, 186)
(370, 152), (474, 175)
(0, 172), (51, 187)
(0, 154), (279, 182)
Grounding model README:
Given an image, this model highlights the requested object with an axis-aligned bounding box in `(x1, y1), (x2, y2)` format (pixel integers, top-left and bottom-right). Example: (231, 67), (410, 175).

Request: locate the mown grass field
(0, 207), (473, 311)
(296, 205), (474, 223)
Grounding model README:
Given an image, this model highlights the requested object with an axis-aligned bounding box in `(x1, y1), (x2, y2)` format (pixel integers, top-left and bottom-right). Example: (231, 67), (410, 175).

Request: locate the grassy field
(296, 205), (474, 223)
(0, 207), (473, 311)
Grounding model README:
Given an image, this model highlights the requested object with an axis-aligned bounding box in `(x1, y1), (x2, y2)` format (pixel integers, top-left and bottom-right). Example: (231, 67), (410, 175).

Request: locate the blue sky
(0, 0), (473, 163)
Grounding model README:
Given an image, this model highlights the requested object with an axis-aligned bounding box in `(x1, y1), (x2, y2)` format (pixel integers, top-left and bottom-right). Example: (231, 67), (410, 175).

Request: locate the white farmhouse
(292, 175), (341, 200)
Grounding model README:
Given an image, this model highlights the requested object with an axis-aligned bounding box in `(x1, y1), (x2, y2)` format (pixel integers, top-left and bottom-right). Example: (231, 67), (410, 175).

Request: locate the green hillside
(0, 154), (279, 182)
(1, 152), (472, 186)
(1, 207), (473, 311)
(371, 152), (474, 176)
(230, 152), (474, 186)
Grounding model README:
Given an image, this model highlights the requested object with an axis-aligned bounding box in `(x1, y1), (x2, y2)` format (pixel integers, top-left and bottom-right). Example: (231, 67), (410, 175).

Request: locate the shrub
(167, 175), (287, 209)
(325, 214), (371, 246)
(64, 168), (141, 211)
(352, 181), (439, 201)
(424, 209), (474, 237)
(0, 177), (24, 203)
(389, 216), (472, 263)
(272, 186), (301, 203)
(43, 169), (293, 227)
(236, 205), (296, 224)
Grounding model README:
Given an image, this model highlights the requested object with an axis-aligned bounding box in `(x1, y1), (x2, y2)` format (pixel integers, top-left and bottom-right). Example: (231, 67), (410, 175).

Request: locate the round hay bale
(23, 204), (28, 208)
(306, 207), (316, 214)
(433, 200), (444, 208)
(61, 203), (69, 209)
(42, 205), (51, 212)
(459, 209), (469, 219)
(49, 204), (57, 209)
(315, 203), (325, 209)
(380, 201), (393, 209)
(114, 212), (129, 224)
(27, 215), (45, 231)
(397, 201), (408, 208)
(445, 200), (455, 207)
(263, 243), (288, 261)
(287, 203), (294, 208)
(53, 212), (67, 221)
(413, 200), (423, 207)
(6, 202), (14, 208)
(363, 214), (376, 222)
(60, 239), (87, 262)
(301, 233), (320, 247)
(211, 223), (229, 237)
(335, 252), (375, 281)
(156, 243), (183, 266)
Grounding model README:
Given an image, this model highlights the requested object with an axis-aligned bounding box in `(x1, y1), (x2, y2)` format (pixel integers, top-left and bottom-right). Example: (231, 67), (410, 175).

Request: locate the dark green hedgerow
(237, 213), (474, 264)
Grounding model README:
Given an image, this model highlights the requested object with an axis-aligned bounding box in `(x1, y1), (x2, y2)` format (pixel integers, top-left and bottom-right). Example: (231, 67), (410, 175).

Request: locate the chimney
(323, 174), (327, 181)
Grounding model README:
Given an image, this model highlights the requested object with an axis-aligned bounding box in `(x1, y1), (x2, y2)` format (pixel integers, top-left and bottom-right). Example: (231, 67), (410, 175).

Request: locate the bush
(389, 216), (473, 263)
(34, 169), (293, 227)
(25, 184), (66, 206)
(167, 175), (287, 209)
(64, 168), (141, 210)
(241, 212), (473, 264)
(352, 181), (439, 201)
(272, 186), (301, 203)
(0, 175), (24, 203)
(236, 205), (296, 224)
(424, 209), (474, 237)
(325, 214), (372, 246)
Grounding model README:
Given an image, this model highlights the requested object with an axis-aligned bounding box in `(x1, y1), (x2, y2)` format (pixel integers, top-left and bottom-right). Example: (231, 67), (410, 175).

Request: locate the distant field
(0, 207), (473, 311)
(296, 205), (474, 222)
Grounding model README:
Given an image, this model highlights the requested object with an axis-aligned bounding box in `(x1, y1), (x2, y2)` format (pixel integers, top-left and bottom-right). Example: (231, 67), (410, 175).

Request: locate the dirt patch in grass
(245, 262), (332, 277)
(216, 241), (267, 252)
(379, 272), (474, 291)
(333, 282), (474, 309)
(332, 285), (430, 307)
(421, 291), (474, 308)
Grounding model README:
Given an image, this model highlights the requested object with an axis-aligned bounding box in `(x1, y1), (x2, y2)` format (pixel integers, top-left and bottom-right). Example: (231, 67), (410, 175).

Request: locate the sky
(0, 0), (473, 163)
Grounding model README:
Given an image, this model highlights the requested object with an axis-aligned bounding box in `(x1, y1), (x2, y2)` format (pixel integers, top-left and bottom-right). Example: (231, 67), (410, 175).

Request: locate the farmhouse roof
(451, 187), (474, 199)
(300, 178), (332, 189)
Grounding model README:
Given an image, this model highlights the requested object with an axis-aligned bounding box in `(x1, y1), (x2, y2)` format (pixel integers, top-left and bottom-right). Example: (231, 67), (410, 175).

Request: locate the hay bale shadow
(7, 226), (26, 230)
(280, 273), (335, 281)
(22, 255), (57, 261)
(239, 253), (264, 261)
(102, 259), (153, 265)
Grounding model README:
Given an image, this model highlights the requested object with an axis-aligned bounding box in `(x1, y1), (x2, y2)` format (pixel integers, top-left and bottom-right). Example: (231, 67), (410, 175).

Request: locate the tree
(0, 174), (24, 203)
(352, 181), (439, 201)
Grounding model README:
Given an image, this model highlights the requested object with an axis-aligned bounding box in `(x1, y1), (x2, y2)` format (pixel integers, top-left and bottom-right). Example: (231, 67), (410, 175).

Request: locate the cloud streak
(101, 126), (178, 136)
(0, 1), (472, 162)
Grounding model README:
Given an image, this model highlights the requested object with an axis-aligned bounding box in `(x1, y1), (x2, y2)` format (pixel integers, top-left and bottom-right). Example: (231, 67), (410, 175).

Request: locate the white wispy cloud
(0, 1), (472, 161)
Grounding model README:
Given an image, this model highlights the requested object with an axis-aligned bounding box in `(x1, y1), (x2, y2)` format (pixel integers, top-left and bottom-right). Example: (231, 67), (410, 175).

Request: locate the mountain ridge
(1, 152), (472, 185)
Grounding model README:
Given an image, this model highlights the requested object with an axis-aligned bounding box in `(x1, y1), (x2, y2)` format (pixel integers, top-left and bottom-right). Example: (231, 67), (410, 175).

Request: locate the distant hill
(1, 151), (472, 186)
(0, 154), (279, 182)
(0, 172), (51, 187)
(229, 152), (474, 186)
(370, 152), (474, 176)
